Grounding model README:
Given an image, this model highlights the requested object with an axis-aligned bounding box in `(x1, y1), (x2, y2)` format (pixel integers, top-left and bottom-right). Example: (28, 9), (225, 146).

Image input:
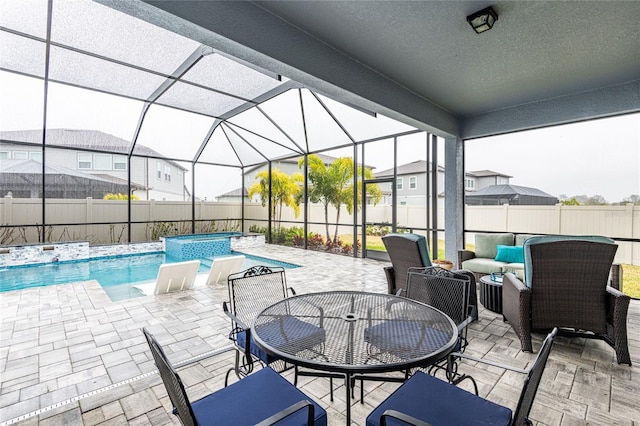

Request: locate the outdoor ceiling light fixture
(467, 6), (498, 34)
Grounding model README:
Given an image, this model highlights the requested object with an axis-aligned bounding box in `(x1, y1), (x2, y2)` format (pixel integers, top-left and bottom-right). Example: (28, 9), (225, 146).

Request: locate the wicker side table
(479, 275), (503, 314)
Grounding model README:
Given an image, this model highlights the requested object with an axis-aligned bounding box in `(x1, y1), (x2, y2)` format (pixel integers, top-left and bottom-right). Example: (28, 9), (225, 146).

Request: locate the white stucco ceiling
(94, 0), (640, 138)
(255, 1), (640, 118)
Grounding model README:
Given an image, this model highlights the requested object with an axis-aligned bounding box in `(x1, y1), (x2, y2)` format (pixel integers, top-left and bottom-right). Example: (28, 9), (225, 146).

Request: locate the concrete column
(3, 194), (12, 224)
(444, 136), (464, 266)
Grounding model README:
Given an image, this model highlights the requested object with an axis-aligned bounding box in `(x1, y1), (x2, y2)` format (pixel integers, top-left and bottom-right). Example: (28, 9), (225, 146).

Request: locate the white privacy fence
(2, 196), (638, 265)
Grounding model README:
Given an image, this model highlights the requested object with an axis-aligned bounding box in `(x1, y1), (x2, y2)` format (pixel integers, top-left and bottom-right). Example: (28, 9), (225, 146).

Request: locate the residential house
(373, 161), (525, 206)
(0, 129), (189, 201)
(464, 169), (512, 192)
(465, 184), (559, 205)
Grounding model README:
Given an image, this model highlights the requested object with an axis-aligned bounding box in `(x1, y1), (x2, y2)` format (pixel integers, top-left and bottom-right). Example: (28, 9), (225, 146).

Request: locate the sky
(464, 114), (640, 203)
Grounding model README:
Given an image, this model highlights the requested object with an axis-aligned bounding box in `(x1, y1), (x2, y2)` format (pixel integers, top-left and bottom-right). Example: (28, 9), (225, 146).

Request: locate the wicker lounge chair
(502, 236), (631, 365)
(382, 233), (478, 321)
(367, 328), (558, 426)
(142, 327), (327, 426)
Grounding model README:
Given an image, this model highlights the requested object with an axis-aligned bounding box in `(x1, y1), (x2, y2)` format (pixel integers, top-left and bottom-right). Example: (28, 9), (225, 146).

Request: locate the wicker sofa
(457, 233), (537, 281)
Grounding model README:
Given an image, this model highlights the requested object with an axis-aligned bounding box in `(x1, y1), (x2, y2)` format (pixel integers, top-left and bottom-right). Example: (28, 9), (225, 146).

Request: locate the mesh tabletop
(252, 291), (457, 374)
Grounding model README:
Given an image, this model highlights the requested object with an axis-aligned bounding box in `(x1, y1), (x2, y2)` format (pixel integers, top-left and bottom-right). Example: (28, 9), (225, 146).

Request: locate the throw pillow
(494, 245), (524, 263)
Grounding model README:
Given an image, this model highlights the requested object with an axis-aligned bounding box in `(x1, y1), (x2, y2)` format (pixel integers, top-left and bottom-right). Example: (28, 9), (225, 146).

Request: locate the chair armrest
(457, 250), (475, 266)
(223, 301), (250, 331)
(457, 315), (475, 334)
(288, 286), (297, 296)
(605, 286), (632, 365)
(609, 264), (622, 290)
(451, 268), (479, 322)
(606, 286), (630, 328)
(502, 273), (533, 352)
(384, 266), (396, 294)
(255, 400), (315, 426)
(223, 301), (254, 361)
(380, 409), (432, 426)
(448, 351), (528, 375)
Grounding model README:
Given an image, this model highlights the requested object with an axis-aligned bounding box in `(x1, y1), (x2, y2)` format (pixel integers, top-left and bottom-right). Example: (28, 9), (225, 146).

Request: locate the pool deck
(1, 244), (638, 425)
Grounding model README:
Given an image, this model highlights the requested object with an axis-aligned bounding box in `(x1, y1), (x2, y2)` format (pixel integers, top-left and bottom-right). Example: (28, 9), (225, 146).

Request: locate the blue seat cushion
(366, 371), (512, 426)
(192, 367), (327, 425)
(364, 320), (455, 357)
(237, 316), (326, 364)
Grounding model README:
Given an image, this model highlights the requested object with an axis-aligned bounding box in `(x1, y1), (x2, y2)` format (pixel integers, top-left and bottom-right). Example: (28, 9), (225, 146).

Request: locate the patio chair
(382, 233), (478, 321)
(366, 328), (558, 426)
(503, 235), (631, 365)
(223, 265), (327, 386)
(142, 327), (327, 426)
(405, 267), (476, 384)
(360, 267), (474, 400)
(206, 255), (245, 285)
(382, 233), (431, 295)
(134, 260), (200, 295)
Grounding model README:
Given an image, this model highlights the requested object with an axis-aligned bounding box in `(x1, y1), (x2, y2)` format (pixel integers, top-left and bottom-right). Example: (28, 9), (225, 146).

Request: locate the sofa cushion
(523, 235), (616, 287)
(515, 234), (540, 246)
(461, 258), (507, 275)
(474, 233), (514, 259)
(502, 262), (525, 280)
(495, 245), (524, 263)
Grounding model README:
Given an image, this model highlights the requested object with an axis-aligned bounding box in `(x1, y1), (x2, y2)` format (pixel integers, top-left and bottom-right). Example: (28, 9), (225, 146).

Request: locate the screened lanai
(0, 0), (449, 257)
(2, 0), (640, 266)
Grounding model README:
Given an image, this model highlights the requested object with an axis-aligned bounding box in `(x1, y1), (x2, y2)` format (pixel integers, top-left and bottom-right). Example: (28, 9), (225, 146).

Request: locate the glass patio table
(252, 290), (457, 425)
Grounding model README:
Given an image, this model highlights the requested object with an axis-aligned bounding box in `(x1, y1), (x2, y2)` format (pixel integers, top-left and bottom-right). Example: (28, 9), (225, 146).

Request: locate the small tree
(103, 193), (140, 200)
(561, 197), (581, 206)
(300, 154), (381, 243)
(247, 168), (302, 231)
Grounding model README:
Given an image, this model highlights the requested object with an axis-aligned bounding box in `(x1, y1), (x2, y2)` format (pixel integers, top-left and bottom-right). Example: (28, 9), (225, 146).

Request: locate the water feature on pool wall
(165, 234), (232, 260)
(163, 233), (265, 260)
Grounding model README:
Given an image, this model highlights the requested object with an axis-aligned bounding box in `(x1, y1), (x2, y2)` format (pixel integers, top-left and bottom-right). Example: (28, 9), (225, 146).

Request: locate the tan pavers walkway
(1, 245), (638, 425)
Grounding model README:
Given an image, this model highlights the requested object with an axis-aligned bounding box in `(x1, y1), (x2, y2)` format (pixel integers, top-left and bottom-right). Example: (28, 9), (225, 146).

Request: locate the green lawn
(622, 264), (640, 299)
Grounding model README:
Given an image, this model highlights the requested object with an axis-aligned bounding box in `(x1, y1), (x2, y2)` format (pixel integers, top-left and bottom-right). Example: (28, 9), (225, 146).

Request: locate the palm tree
(300, 154), (381, 243)
(247, 168), (303, 231)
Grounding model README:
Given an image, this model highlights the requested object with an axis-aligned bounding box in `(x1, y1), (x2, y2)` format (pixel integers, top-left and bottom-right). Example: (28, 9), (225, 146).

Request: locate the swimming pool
(0, 252), (299, 301)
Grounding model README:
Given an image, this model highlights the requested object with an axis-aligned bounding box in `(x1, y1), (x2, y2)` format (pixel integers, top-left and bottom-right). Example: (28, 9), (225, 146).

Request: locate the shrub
(308, 233), (325, 248)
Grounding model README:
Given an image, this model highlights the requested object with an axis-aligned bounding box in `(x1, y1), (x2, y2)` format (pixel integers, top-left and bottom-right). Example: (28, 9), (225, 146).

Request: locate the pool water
(0, 252), (298, 301)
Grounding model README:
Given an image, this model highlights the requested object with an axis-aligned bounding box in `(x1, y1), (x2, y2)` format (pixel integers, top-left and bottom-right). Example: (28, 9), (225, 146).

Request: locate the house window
(409, 176), (417, 189)
(78, 153), (92, 169)
(0, 151), (9, 159)
(156, 162), (162, 179)
(396, 177), (403, 190)
(30, 152), (42, 162)
(113, 155), (127, 170)
(465, 179), (475, 190)
(94, 154), (112, 170)
(164, 165), (171, 182)
(13, 151), (28, 160)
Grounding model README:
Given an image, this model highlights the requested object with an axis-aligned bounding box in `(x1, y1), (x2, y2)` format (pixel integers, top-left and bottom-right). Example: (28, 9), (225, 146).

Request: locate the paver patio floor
(1, 244), (638, 425)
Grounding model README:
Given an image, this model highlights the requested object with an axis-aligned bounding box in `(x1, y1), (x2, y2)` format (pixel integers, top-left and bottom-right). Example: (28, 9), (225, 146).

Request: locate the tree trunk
(333, 207), (341, 244)
(324, 202), (330, 242)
